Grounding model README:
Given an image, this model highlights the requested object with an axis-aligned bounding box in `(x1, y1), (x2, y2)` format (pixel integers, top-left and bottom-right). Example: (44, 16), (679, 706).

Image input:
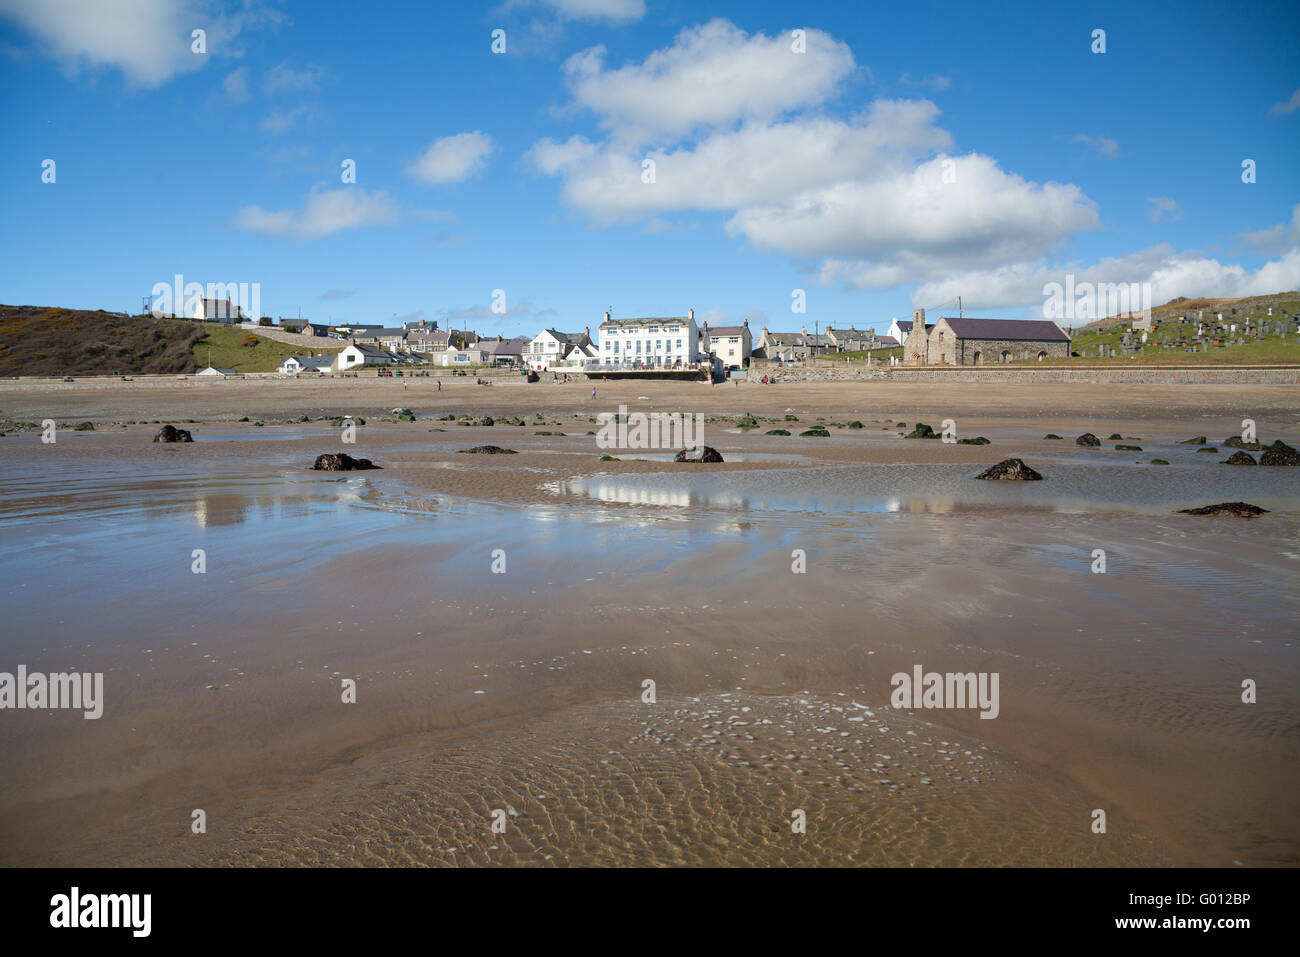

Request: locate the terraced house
(597, 309), (705, 368)
(702, 320), (752, 369)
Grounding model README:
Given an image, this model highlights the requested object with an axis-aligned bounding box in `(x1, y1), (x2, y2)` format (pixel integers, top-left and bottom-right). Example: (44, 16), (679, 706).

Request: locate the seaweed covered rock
(975, 458), (1043, 481)
(1223, 436), (1261, 451)
(906, 423), (938, 439)
(312, 452), (379, 470)
(1259, 440), (1300, 466)
(153, 424), (193, 443)
(457, 445), (516, 454)
(675, 446), (724, 463)
(1179, 436), (1207, 445)
(957, 436), (991, 445)
(800, 428), (830, 437)
(1178, 502), (1268, 517)
(1075, 433), (1100, 447)
(1222, 451), (1257, 466)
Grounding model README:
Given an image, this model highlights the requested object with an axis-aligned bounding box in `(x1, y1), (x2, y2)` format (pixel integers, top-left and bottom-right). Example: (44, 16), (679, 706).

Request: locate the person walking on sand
(592, 387), (597, 399)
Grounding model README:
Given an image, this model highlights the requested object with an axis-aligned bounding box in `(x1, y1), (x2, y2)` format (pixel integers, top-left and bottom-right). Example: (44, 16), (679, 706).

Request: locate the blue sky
(1, 0), (1297, 337)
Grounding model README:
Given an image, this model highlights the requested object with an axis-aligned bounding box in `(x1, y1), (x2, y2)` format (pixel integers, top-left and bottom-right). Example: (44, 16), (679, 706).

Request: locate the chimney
(742, 318), (748, 327)
(801, 325), (807, 337)
(688, 307), (694, 321)
(603, 310), (610, 322)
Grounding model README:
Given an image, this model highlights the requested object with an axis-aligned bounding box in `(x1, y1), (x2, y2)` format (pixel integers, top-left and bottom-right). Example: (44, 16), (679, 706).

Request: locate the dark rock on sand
(800, 428), (831, 437)
(767, 429), (790, 435)
(675, 446), (724, 463)
(1260, 440), (1300, 466)
(312, 452), (379, 470)
(1180, 436), (1207, 445)
(1149, 459), (1169, 465)
(906, 423), (938, 439)
(1107, 433), (1123, 441)
(957, 436), (991, 445)
(457, 445), (517, 454)
(153, 424), (193, 443)
(1075, 433), (1100, 447)
(1222, 451), (1257, 466)
(1178, 502), (1268, 517)
(975, 458), (1043, 481)
(1043, 434), (1062, 440)
(1115, 444), (1142, 451)
(1223, 436), (1261, 451)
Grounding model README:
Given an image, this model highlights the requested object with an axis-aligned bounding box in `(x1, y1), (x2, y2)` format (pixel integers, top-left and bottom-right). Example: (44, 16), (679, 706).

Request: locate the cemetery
(1060, 295), (1300, 364)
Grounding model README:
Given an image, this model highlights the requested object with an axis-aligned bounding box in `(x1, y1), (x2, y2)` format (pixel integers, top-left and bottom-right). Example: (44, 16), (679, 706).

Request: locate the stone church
(902, 309), (1071, 365)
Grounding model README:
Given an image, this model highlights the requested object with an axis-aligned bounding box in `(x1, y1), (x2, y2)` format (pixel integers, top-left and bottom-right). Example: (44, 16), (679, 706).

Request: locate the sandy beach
(0, 377), (1296, 866)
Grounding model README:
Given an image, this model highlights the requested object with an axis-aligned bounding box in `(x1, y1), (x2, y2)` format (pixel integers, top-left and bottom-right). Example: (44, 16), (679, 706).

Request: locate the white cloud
(1268, 88), (1300, 116)
(532, 92), (1097, 285)
(1071, 133), (1120, 158)
(899, 72), (951, 91)
(233, 186), (398, 240)
(910, 244), (1300, 314)
(530, 100), (952, 219)
(408, 131), (495, 184)
(1243, 203), (1300, 253)
(507, 0), (645, 22)
(222, 65), (248, 101)
(260, 104), (309, 133)
(263, 59), (322, 95)
(1146, 197), (1182, 223)
(561, 19), (856, 143)
(0, 0), (277, 87)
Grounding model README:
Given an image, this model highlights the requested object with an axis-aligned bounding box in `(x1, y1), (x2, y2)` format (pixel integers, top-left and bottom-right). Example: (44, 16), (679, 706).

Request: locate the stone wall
(949, 338), (1071, 365)
(754, 362), (1300, 385)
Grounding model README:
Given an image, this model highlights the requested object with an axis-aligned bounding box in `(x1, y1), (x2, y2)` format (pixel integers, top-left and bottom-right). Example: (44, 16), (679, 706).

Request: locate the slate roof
(940, 318), (1070, 342)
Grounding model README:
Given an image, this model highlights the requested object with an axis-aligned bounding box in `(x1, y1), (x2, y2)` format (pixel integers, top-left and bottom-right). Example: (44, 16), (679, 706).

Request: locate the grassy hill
(1080, 292), (1299, 332)
(189, 323), (338, 373)
(0, 305), (340, 376)
(0, 305), (205, 376)
(1059, 294), (1300, 365)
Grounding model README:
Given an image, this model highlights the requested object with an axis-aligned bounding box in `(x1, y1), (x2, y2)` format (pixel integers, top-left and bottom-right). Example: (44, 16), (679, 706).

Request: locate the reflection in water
(562, 461), (1300, 518)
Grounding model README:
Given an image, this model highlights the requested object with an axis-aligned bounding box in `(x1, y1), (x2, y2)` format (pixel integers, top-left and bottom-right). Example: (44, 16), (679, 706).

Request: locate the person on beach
(592, 387), (597, 399)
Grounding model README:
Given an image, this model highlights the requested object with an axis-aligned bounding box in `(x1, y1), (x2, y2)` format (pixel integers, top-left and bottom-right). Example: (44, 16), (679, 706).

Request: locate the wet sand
(0, 379), (1297, 866)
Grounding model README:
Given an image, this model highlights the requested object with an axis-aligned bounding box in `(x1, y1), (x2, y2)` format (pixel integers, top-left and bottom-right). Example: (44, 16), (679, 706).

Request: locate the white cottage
(337, 343), (396, 370)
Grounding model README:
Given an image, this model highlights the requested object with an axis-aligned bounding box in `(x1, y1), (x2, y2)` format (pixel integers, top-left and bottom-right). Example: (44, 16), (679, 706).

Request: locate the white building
(196, 365), (238, 376)
(189, 298), (247, 323)
(527, 328), (593, 371)
(597, 309), (705, 368)
(435, 347), (492, 366)
(337, 343), (396, 370)
(278, 355), (335, 374)
(702, 321), (752, 369)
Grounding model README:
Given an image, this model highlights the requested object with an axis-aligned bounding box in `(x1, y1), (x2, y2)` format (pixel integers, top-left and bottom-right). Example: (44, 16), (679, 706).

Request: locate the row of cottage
(272, 307), (1071, 374)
